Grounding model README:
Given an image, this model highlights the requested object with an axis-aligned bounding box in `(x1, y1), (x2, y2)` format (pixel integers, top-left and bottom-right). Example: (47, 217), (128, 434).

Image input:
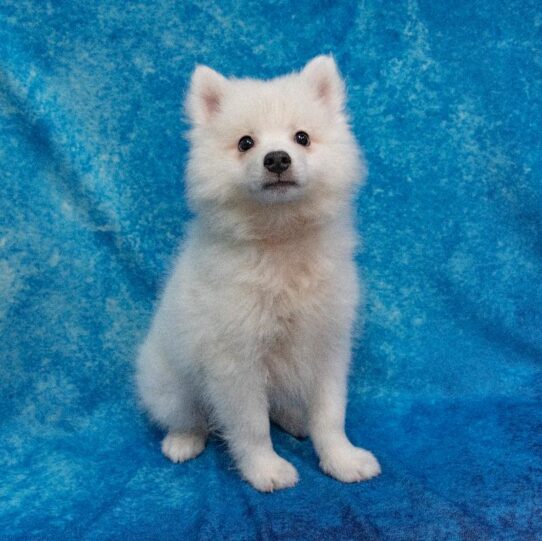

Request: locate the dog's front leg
(204, 359), (298, 492)
(309, 349), (381, 483)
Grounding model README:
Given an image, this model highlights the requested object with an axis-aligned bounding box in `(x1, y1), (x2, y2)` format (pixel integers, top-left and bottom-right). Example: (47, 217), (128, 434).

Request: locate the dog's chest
(243, 241), (334, 343)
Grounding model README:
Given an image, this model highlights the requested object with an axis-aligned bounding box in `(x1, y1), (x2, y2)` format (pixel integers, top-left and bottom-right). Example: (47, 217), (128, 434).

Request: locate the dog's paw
(240, 453), (299, 492)
(161, 431), (206, 463)
(319, 444), (381, 483)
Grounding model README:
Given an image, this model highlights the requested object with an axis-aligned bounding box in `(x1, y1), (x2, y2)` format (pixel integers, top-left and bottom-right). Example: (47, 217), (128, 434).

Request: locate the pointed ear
(186, 65), (228, 125)
(301, 55), (345, 112)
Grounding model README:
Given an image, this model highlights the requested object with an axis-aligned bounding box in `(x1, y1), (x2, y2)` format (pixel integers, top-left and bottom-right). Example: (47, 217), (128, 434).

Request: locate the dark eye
(238, 135), (255, 152)
(294, 131), (310, 146)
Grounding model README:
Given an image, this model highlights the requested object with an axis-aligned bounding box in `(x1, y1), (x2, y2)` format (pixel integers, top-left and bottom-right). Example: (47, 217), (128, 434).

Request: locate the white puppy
(136, 56), (381, 492)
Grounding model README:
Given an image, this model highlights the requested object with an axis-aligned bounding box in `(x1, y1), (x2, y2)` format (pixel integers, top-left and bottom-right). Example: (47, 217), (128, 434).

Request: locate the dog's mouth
(262, 176), (299, 190)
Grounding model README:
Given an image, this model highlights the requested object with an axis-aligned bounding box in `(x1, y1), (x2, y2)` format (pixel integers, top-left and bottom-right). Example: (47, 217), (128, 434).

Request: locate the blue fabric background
(1, 1), (541, 539)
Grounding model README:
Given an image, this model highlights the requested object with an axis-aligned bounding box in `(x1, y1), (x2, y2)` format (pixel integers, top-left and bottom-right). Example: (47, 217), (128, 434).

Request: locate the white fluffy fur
(136, 56), (381, 492)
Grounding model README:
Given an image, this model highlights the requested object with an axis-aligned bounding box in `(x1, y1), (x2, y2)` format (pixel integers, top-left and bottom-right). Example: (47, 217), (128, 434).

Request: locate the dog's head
(184, 56), (364, 232)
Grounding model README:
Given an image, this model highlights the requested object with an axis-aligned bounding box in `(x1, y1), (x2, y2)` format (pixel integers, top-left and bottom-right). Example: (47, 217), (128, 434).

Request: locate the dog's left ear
(302, 55), (345, 113)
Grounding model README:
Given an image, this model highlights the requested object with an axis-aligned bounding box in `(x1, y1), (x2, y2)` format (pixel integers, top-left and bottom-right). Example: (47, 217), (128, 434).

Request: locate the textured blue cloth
(1, 1), (541, 539)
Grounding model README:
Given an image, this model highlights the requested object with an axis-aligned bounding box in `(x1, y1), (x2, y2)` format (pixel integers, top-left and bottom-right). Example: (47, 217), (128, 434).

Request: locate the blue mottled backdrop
(1, 1), (541, 539)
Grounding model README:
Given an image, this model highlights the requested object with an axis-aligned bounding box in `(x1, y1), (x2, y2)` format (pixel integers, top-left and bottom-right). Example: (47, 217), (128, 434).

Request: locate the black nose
(263, 151), (291, 174)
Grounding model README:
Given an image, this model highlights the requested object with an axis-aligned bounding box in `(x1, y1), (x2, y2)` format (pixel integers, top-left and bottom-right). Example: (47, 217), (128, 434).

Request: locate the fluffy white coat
(136, 56), (381, 491)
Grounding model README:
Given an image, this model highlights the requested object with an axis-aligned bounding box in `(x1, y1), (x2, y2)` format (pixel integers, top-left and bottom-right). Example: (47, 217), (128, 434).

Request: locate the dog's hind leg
(136, 338), (207, 463)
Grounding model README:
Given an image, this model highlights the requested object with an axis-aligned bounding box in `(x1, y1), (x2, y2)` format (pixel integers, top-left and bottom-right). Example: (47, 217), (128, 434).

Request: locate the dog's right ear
(186, 65), (228, 125)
